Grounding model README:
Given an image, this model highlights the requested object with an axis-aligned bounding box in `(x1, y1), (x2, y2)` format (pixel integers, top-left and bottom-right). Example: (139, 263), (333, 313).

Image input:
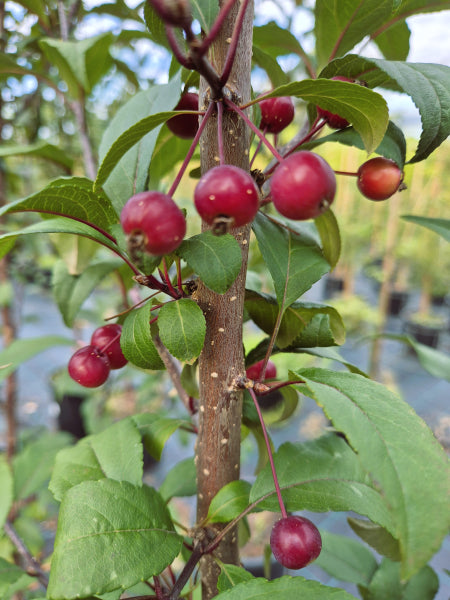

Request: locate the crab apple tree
(0, 2), (449, 600)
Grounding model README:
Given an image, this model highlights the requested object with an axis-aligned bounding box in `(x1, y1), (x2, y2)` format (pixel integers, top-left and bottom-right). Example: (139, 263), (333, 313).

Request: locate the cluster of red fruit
(245, 358), (322, 569)
(68, 324), (127, 388)
(119, 88), (403, 259)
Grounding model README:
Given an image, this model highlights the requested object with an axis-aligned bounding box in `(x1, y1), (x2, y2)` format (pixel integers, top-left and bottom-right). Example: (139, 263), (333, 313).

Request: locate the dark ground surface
(2, 270), (450, 599)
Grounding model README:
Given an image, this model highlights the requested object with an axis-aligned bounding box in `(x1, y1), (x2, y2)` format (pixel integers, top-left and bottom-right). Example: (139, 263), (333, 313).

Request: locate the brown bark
(195, 2), (254, 598)
(0, 0), (18, 462)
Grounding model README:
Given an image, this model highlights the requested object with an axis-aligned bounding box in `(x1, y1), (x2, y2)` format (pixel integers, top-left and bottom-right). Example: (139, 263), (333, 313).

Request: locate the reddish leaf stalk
(219, 0), (252, 86)
(198, 0), (237, 56)
(225, 99), (284, 163)
(248, 388), (287, 518)
(168, 103), (215, 198)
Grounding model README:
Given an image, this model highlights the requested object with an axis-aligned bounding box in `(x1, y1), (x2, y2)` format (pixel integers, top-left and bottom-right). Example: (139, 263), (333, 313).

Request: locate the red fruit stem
(285, 117), (326, 157)
(225, 99), (284, 163)
(150, 315), (159, 325)
(175, 256), (183, 291)
(97, 331), (121, 355)
(249, 132), (264, 168)
(334, 170), (358, 177)
(198, 0), (237, 56)
(219, 0), (252, 86)
(248, 387), (288, 519)
(168, 102), (215, 197)
(162, 259), (181, 299)
(164, 25), (193, 69)
(216, 101), (225, 165)
(153, 576), (164, 599)
(104, 291), (161, 321)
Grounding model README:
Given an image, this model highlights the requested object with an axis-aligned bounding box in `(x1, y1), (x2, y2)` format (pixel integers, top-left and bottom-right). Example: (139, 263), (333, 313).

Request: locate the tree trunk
(195, 2), (254, 598)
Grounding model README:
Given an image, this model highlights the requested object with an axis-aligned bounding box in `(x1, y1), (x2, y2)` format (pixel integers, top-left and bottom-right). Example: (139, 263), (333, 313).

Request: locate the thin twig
(4, 521), (49, 589)
(219, 0), (252, 86)
(153, 336), (192, 413)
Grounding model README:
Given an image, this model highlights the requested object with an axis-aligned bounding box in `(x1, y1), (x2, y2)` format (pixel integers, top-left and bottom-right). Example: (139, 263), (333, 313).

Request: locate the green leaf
(373, 20), (411, 61)
(0, 559), (27, 597)
(314, 531), (378, 586)
(315, 0), (394, 67)
(217, 564), (254, 593)
(177, 232), (242, 294)
(159, 457), (197, 501)
(0, 217), (122, 261)
(120, 303), (165, 370)
(261, 80), (388, 154)
(369, 333), (450, 382)
(48, 480), (182, 599)
(149, 130), (192, 189)
(133, 413), (190, 461)
(250, 435), (395, 535)
(252, 46), (290, 88)
(295, 368), (450, 579)
(347, 517), (401, 562)
(214, 574), (358, 598)
(191, 0), (219, 32)
(49, 418), (144, 502)
(96, 74), (182, 213)
(304, 121), (407, 170)
(39, 34), (113, 97)
(0, 142), (73, 171)
(312, 209), (341, 270)
(0, 177), (118, 228)
(320, 57), (450, 162)
(363, 558), (439, 600)
(0, 456), (13, 529)
(13, 432), (72, 500)
(401, 215), (450, 242)
(0, 336), (73, 383)
(158, 298), (206, 363)
(253, 21), (309, 58)
(245, 291), (345, 348)
(53, 258), (125, 327)
(252, 213), (330, 310)
(207, 481), (252, 524)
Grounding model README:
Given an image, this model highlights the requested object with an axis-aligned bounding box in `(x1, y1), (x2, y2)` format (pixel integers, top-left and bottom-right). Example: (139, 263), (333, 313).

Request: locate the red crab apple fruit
(317, 76), (354, 129)
(194, 164), (259, 228)
(270, 151), (336, 220)
(120, 191), (186, 255)
(259, 96), (295, 134)
(270, 515), (322, 570)
(246, 359), (277, 381)
(91, 324), (127, 370)
(68, 345), (110, 388)
(167, 92), (199, 139)
(357, 156), (403, 201)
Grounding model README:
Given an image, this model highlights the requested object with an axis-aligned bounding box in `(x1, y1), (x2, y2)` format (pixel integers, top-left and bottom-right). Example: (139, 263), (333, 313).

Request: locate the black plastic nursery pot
(323, 275), (344, 299)
(403, 320), (441, 349)
(387, 290), (409, 316)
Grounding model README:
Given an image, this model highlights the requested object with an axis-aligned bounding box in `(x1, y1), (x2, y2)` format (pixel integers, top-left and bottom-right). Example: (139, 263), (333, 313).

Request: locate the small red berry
(194, 165), (259, 228)
(68, 345), (111, 388)
(357, 157), (403, 201)
(317, 76), (354, 130)
(259, 96), (295, 134)
(246, 359), (277, 381)
(270, 515), (322, 570)
(270, 151), (336, 220)
(167, 92), (199, 139)
(120, 191), (186, 256)
(91, 324), (127, 370)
